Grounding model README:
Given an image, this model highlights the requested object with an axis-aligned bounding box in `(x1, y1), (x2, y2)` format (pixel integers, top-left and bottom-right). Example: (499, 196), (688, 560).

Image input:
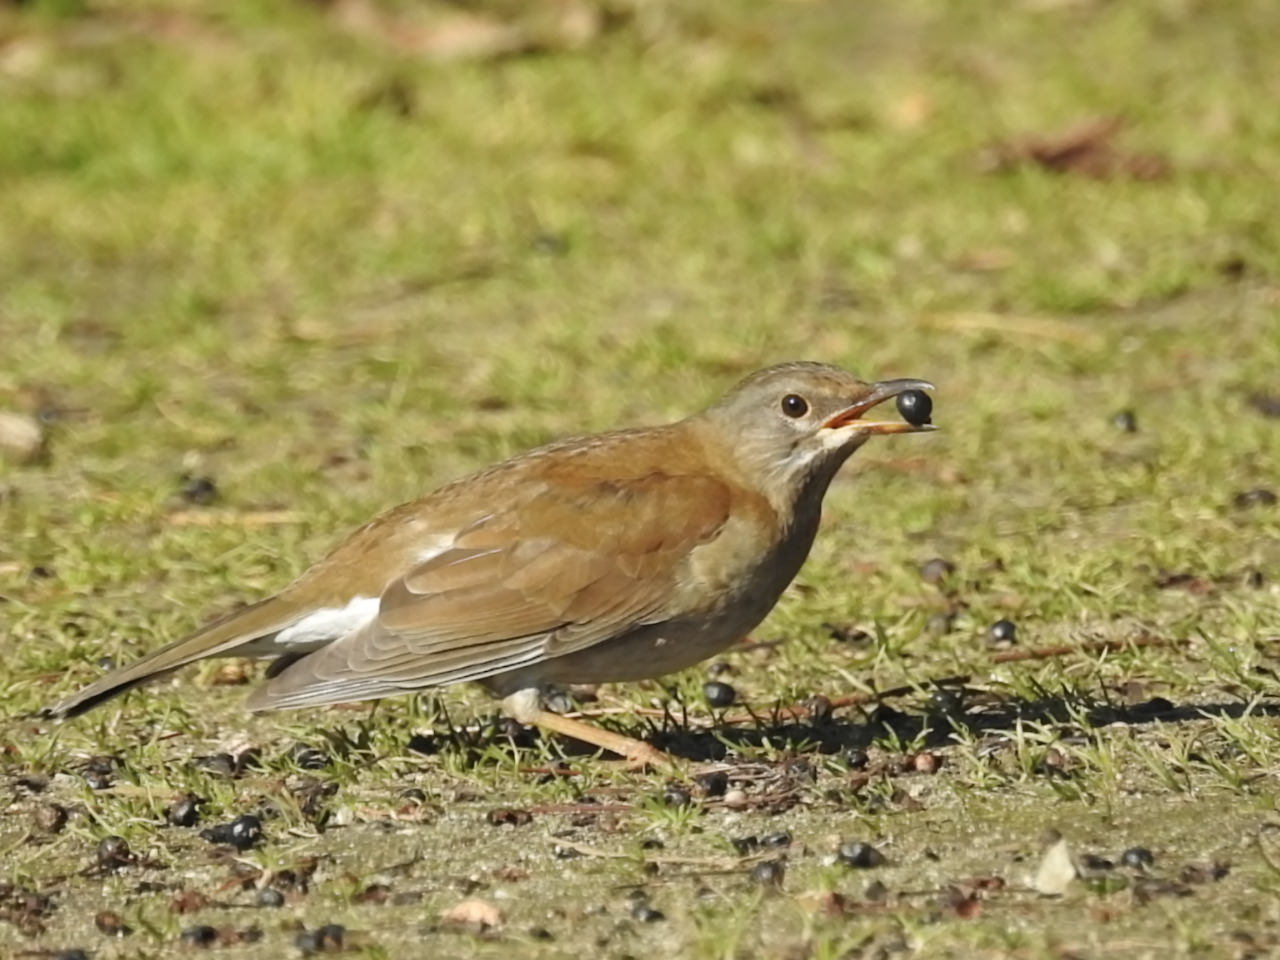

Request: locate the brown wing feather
(247, 471), (732, 710)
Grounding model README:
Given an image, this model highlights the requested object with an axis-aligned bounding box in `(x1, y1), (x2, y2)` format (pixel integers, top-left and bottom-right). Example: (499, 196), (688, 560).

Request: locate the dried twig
(165, 510), (304, 527)
(550, 838), (767, 869)
(989, 633), (1185, 664)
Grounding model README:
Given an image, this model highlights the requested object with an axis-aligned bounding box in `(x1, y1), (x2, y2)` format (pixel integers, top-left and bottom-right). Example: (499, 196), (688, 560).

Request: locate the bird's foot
(619, 741), (675, 773)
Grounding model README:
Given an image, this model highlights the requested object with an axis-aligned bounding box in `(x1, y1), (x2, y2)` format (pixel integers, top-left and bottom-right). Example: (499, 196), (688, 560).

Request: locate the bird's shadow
(402, 685), (1279, 772)
(598, 690), (1280, 766)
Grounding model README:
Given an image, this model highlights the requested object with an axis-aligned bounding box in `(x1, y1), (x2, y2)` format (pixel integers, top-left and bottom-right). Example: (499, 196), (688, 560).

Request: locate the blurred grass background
(1, 1), (1279, 957)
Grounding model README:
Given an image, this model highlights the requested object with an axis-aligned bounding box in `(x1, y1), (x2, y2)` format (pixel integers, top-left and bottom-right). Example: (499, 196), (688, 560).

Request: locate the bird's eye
(780, 394), (809, 418)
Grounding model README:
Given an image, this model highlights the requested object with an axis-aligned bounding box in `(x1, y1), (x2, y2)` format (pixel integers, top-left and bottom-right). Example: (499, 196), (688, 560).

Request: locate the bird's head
(695, 361), (936, 508)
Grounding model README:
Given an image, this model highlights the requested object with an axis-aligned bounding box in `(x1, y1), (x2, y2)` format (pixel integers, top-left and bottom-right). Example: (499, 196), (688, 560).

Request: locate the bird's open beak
(821, 379), (937, 435)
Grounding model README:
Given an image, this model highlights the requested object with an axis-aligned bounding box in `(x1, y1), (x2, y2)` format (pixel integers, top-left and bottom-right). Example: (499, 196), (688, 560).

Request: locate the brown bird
(45, 362), (935, 767)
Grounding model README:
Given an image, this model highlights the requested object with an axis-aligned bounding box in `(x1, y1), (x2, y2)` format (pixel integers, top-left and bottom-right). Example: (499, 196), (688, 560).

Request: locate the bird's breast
(680, 490), (820, 624)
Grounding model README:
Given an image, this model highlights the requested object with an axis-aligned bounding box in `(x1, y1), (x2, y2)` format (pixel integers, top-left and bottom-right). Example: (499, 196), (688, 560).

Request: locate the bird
(44, 361), (935, 768)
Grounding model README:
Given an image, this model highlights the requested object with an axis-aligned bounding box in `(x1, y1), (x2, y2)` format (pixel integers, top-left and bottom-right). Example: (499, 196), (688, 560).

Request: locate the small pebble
(661, 784), (692, 808)
(1246, 392), (1280, 418)
(18, 889), (52, 915)
(842, 748), (870, 770)
(1234, 488), (1277, 509)
(692, 770), (728, 798)
(759, 831), (792, 849)
(988, 619), (1017, 645)
(295, 930), (321, 955)
(722, 789), (749, 809)
(1111, 409), (1138, 433)
(825, 623), (872, 644)
(169, 890), (208, 914)
(1121, 847), (1155, 869)
(201, 814), (262, 851)
(16, 772), (50, 793)
(1218, 255), (1249, 278)
(82, 755), (116, 790)
(531, 232), (570, 257)
(166, 794), (203, 828)
(255, 888), (285, 908)
(33, 803), (68, 834)
(405, 734), (438, 756)
(0, 410), (46, 464)
(316, 925), (346, 950)
(837, 841), (887, 869)
(895, 389), (933, 426)
(228, 814), (263, 849)
(486, 808), (533, 827)
(919, 557), (955, 585)
(354, 883), (391, 904)
(441, 898), (504, 930)
(210, 661), (249, 686)
(750, 860), (786, 888)
(96, 835), (133, 870)
(629, 902), (665, 923)
(1033, 834), (1077, 895)
(288, 744), (330, 770)
(179, 475), (219, 505)
(180, 925), (218, 947)
(94, 910), (129, 936)
(703, 680), (736, 709)
(912, 752), (940, 774)
(1034, 748), (1071, 777)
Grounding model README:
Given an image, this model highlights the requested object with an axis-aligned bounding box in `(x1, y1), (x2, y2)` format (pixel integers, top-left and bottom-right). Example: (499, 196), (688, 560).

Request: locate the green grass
(2, 1), (1280, 957)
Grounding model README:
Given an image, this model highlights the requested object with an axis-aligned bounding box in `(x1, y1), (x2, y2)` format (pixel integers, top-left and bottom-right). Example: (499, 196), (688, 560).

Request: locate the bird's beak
(821, 379), (938, 435)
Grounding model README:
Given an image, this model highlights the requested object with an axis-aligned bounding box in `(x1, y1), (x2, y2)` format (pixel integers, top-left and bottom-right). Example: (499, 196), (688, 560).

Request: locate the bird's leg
(503, 689), (672, 772)
(531, 709), (672, 772)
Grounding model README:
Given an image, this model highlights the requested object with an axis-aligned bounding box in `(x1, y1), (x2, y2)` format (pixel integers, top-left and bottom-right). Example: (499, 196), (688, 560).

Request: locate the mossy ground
(2, 1), (1279, 957)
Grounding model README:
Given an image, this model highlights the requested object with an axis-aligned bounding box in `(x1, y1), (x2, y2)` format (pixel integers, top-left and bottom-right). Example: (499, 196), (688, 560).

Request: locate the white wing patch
(240, 538), (454, 659)
(271, 596), (380, 650)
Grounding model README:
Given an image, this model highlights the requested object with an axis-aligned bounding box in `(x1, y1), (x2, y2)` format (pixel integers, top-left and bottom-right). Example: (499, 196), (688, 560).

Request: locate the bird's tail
(43, 597), (297, 718)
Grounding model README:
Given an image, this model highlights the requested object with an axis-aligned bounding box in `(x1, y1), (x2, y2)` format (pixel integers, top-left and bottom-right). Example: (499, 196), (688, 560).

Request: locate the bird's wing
(44, 596), (307, 718)
(247, 470), (734, 710)
(44, 488), (499, 718)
